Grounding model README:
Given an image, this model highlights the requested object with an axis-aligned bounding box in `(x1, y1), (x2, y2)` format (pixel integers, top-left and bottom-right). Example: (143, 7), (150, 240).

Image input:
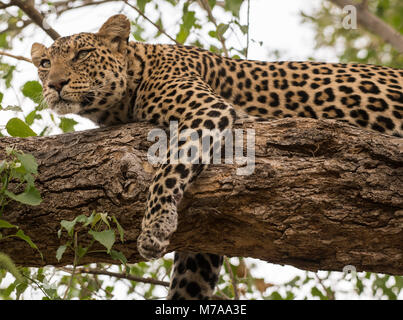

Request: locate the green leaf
(83, 211), (97, 227)
(56, 245), (67, 262)
(216, 23), (229, 38)
(15, 229), (43, 259)
(208, 0), (216, 8)
(25, 109), (42, 126)
(6, 118), (37, 137)
(311, 286), (327, 300)
(0, 159), (5, 173)
(132, 24), (146, 42)
(89, 229), (115, 253)
(4, 186), (42, 206)
(99, 212), (111, 228)
(208, 30), (217, 38)
(15, 152), (38, 175)
(234, 20), (248, 34)
(110, 249), (127, 265)
(75, 214), (88, 224)
(154, 18), (164, 38)
(60, 214), (88, 236)
(0, 219), (17, 229)
(176, 4), (196, 44)
(60, 219), (77, 237)
(0, 33), (9, 49)
(224, 0), (243, 17)
(21, 81), (43, 104)
(269, 291), (283, 300)
(112, 216), (125, 243)
(16, 282), (29, 299)
(0, 63), (16, 88)
(87, 211), (102, 228)
(0, 253), (24, 283)
(77, 245), (88, 258)
(137, 0), (150, 12)
(59, 117), (78, 133)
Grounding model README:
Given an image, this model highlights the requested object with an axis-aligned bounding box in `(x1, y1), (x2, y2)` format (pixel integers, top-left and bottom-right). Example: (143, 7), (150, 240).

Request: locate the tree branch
(0, 119), (402, 277)
(329, 0), (403, 53)
(0, 1), (13, 9)
(10, 0), (61, 40)
(0, 50), (32, 63)
(60, 267), (170, 287)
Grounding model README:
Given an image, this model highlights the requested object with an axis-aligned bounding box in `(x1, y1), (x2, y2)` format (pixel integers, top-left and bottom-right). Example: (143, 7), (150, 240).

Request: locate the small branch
(62, 232), (79, 300)
(62, 266), (229, 299)
(314, 273), (335, 300)
(0, 50), (32, 63)
(198, 0), (230, 57)
(124, 0), (179, 45)
(62, 267), (171, 287)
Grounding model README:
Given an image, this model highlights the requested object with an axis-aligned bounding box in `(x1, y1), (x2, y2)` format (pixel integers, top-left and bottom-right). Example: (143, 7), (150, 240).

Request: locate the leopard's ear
(31, 43), (47, 68)
(97, 14), (130, 54)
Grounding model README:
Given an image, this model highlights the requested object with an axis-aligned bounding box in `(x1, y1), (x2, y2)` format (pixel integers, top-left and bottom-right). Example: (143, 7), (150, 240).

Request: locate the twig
(314, 273), (335, 300)
(124, 0), (179, 45)
(224, 256), (239, 300)
(61, 266), (228, 299)
(61, 266), (171, 287)
(0, 50), (32, 63)
(62, 232), (79, 300)
(23, 274), (52, 299)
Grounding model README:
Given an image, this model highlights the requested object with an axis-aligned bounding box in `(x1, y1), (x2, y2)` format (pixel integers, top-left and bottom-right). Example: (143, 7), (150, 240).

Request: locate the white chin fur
(50, 100), (81, 115)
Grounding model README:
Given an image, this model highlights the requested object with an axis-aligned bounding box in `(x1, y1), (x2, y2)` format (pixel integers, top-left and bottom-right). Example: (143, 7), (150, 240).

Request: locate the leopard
(31, 14), (403, 300)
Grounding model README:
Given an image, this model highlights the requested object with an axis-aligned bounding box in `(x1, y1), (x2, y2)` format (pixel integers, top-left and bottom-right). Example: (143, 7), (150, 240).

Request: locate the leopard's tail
(167, 252), (223, 300)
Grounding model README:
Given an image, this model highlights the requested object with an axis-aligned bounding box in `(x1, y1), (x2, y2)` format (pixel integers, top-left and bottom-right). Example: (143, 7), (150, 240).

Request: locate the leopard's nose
(48, 78), (70, 93)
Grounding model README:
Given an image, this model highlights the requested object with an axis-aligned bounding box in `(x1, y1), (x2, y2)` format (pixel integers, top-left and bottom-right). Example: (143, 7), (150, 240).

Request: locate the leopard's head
(31, 15), (130, 117)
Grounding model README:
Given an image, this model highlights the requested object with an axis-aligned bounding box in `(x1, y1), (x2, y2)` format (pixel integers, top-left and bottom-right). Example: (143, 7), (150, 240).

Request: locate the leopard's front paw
(137, 221), (176, 260)
(137, 229), (169, 260)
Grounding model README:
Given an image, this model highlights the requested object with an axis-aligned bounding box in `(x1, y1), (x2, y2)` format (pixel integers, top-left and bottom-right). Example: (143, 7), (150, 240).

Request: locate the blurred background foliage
(301, 0), (403, 67)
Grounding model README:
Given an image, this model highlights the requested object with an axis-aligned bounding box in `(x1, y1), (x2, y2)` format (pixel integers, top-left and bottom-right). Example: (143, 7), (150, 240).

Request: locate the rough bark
(0, 118), (402, 276)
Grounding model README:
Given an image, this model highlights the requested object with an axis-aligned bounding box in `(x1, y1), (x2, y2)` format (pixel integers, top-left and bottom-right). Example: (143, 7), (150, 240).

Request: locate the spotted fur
(31, 15), (403, 300)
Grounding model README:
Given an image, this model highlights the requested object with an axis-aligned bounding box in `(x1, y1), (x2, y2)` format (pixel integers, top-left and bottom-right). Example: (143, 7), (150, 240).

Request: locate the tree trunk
(0, 118), (402, 275)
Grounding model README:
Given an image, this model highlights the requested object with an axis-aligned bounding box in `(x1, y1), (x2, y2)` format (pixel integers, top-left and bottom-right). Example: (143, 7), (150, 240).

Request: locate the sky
(1, 0), (389, 299)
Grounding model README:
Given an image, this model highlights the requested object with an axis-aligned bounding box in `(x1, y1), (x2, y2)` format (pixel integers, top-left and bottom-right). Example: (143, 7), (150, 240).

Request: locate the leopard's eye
(40, 59), (51, 68)
(75, 49), (93, 61)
